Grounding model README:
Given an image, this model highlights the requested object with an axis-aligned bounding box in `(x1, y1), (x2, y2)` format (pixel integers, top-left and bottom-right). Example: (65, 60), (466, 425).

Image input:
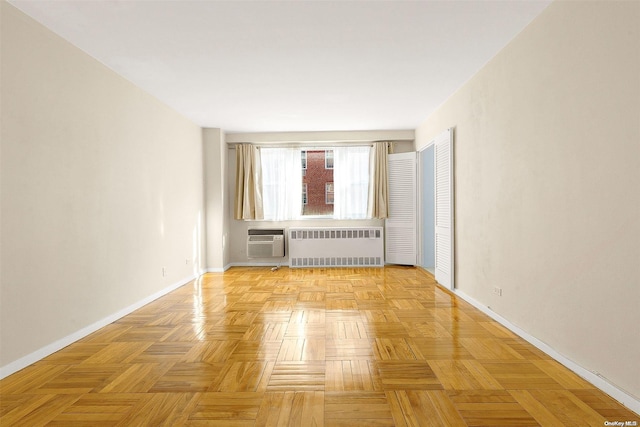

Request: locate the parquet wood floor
(1, 266), (637, 426)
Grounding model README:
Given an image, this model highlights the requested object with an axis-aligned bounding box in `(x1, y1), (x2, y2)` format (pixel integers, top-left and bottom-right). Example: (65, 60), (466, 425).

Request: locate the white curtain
(261, 147), (302, 221)
(333, 146), (371, 219)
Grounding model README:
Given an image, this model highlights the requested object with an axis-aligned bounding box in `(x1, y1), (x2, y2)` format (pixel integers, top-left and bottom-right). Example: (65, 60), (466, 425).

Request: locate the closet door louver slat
(434, 129), (454, 290)
(386, 152), (417, 266)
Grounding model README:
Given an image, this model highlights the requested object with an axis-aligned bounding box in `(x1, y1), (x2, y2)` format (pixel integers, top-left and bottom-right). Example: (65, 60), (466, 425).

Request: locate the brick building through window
(302, 150), (333, 215)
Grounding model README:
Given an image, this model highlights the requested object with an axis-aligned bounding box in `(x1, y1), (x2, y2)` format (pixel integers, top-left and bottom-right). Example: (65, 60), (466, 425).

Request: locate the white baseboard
(453, 289), (640, 415)
(228, 262), (284, 268)
(206, 266), (230, 273)
(205, 263), (284, 273)
(0, 274), (197, 380)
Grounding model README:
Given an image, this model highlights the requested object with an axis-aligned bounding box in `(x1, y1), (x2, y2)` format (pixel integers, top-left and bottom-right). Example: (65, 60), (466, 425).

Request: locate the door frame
(417, 141), (435, 274)
(417, 128), (455, 290)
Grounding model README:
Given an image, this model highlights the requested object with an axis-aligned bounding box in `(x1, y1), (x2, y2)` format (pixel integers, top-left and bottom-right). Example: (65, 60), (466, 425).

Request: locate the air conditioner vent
(249, 235), (274, 242)
(247, 228), (285, 258)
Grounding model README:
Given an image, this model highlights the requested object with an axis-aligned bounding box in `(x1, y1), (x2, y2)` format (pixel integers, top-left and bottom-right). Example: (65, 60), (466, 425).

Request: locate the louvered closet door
(434, 129), (454, 289)
(385, 152), (417, 265)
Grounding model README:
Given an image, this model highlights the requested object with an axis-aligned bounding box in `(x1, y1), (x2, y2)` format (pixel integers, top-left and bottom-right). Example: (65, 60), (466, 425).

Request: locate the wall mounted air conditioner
(247, 228), (285, 258)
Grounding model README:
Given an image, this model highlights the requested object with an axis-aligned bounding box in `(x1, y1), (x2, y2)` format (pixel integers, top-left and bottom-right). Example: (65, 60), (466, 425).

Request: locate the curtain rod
(226, 141), (392, 149)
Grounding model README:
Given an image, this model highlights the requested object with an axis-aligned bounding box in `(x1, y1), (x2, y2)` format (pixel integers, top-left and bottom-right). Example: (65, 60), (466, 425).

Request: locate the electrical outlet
(185, 259), (189, 265)
(493, 287), (502, 296)
(162, 267), (166, 277)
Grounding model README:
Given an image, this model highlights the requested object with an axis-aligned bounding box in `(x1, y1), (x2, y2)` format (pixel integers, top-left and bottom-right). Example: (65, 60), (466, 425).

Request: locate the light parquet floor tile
(97, 362), (175, 393)
(325, 391), (395, 426)
(256, 391), (324, 427)
(1, 393), (83, 427)
(373, 338), (417, 361)
(243, 322), (289, 341)
(459, 337), (526, 361)
(147, 362), (224, 393)
(186, 392), (262, 425)
(81, 342), (153, 365)
(480, 361), (564, 390)
(570, 389), (640, 420)
(35, 364), (127, 394)
(131, 342), (196, 363)
(361, 309), (401, 323)
(180, 340), (239, 363)
(376, 361), (443, 391)
(115, 392), (201, 427)
(386, 390), (467, 427)
(267, 362), (326, 391)
(78, 323), (132, 344)
(326, 339), (376, 360)
(37, 343), (110, 365)
(408, 338), (474, 360)
(277, 338), (326, 361)
(429, 360), (502, 391)
(448, 390), (540, 426)
(327, 320), (368, 339)
(325, 360), (381, 391)
(214, 361), (274, 392)
(1, 266), (637, 426)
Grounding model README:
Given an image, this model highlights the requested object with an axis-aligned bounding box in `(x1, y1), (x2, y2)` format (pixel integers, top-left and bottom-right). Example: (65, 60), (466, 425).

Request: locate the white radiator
(289, 227), (384, 268)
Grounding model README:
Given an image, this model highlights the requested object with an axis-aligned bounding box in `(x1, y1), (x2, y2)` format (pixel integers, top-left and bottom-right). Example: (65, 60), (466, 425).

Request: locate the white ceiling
(9, 0), (550, 133)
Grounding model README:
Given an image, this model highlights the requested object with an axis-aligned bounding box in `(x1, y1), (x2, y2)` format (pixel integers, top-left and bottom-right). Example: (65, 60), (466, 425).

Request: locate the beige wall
(0, 3), (204, 369)
(203, 128), (230, 270)
(416, 1), (640, 398)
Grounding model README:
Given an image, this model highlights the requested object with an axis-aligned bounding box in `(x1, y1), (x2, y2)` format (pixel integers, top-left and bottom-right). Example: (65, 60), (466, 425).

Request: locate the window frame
(302, 183), (308, 205)
(325, 182), (334, 205)
(325, 150), (334, 169)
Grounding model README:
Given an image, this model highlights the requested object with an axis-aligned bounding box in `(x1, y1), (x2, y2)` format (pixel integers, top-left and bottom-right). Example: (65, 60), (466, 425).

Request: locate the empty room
(1, 0), (638, 425)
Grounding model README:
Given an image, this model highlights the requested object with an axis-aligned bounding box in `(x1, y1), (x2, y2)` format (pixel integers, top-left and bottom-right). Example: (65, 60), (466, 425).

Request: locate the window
(325, 182), (334, 204)
(325, 150), (334, 169)
(260, 146), (369, 220)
